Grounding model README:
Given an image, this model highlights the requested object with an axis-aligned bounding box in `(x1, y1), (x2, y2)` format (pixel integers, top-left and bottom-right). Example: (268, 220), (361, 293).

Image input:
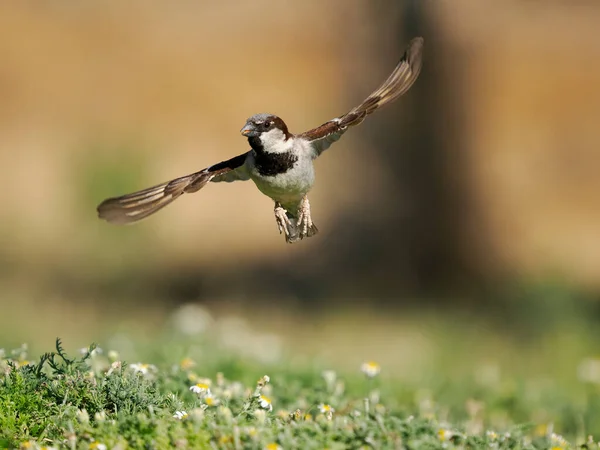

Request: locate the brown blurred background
(1, 1), (600, 360)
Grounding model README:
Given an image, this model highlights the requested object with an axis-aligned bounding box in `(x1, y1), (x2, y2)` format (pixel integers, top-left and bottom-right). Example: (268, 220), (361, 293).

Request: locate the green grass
(1, 330), (599, 450)
(2, 294), (600, 450)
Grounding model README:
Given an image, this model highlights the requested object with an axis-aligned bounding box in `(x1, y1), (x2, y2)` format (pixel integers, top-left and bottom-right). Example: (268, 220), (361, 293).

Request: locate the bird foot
(296, 196), (318, 241)
(274, 204), (298, 244)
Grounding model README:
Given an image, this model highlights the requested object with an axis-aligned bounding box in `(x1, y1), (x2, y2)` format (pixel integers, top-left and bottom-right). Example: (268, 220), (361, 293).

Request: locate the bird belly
(250, 161), (315, 212)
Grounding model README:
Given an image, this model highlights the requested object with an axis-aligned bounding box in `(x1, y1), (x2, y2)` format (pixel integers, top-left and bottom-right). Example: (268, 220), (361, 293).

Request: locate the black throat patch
(248, 137), (298, 177)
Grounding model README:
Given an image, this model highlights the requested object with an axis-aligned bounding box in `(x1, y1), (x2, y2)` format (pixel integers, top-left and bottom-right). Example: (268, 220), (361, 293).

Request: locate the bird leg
(274, 202), (297, 243)
(296, 195), (319, 240)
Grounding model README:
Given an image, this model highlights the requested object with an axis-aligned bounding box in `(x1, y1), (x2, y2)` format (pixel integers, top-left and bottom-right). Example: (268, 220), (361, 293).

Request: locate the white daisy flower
(173, 410), (189, 420)
(129, 363), (156, 375)
(551, 433), (568, 447)
(204, 394), (219, 407)
(361, 361), (381, 378)
(258, 395), (273, 411)
(438, 429), (453, 441)
(486, 430), (498, 440)
(79, 347), (102, 357)
(89, 443), (107, 450)
(190, 382), (211, 396)
(264, 444), (282, 450)
(318, 403), (335, 420)
(318, 404), (335, 414)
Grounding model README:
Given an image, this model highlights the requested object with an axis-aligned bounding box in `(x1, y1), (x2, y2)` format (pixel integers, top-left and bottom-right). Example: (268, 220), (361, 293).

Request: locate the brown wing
(97, 152), (250, 225)
(300, 36), (424, 156)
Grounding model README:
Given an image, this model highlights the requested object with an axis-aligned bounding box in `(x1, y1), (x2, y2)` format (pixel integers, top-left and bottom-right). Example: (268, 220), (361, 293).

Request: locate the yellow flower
(187, 372), (198, 383)
(289, 409), (302, 421)
(277, 409), (290, 419)
(219, 436), (232, 445)
(265, 444), (282, 450)
(180, 357), (196, 370)
(361, 361), (381, 378)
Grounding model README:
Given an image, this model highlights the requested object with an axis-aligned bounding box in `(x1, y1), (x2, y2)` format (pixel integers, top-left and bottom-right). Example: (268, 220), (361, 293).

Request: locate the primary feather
(300, 37), (424, 155)
(97, 153), (249, 224)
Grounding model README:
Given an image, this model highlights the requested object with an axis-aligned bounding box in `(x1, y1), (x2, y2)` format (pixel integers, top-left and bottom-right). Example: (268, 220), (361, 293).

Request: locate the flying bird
(97, 37), (424, 243)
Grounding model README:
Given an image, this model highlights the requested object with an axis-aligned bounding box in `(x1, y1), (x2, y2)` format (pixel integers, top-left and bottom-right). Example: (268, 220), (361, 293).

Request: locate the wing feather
(300, 37), (424, 156)
(97, 152), (249, 224)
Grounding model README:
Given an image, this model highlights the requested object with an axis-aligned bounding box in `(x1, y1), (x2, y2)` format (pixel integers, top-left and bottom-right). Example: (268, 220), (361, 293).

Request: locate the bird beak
(240, 123), (257, 137)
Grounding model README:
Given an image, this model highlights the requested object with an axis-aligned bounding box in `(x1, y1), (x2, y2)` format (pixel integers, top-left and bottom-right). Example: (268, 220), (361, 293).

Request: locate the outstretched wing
(300, 37), (424, 156)
(97, 152), (250, 225)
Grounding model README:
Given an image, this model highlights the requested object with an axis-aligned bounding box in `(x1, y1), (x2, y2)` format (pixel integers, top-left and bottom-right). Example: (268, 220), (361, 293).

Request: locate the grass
(2, 302), (600, 449)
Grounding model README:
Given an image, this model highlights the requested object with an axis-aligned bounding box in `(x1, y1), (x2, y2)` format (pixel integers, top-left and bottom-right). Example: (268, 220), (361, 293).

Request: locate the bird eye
(263, 121), (271, 129)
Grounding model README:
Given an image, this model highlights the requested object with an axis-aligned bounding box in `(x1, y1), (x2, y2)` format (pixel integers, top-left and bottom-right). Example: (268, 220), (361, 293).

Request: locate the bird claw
(296, 196), (318, 240)
(274, 204), (297, 243)
(274, 198), (317, 244)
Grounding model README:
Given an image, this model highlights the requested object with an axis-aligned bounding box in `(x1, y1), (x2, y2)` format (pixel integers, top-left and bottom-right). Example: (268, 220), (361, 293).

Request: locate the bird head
(241, 113), (291, 152)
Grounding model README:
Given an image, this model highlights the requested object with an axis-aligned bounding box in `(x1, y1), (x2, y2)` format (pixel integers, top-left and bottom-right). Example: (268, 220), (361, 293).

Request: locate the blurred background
(2, 0), (600, 429)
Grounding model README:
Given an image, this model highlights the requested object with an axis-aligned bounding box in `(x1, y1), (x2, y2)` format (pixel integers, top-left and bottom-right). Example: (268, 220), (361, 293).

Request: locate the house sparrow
(97, 37), (424, 243)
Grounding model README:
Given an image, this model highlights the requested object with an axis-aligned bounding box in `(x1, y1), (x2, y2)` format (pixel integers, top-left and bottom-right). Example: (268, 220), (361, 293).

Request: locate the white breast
(259, 128), (293, 154)
(248, 137), (316, 210)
